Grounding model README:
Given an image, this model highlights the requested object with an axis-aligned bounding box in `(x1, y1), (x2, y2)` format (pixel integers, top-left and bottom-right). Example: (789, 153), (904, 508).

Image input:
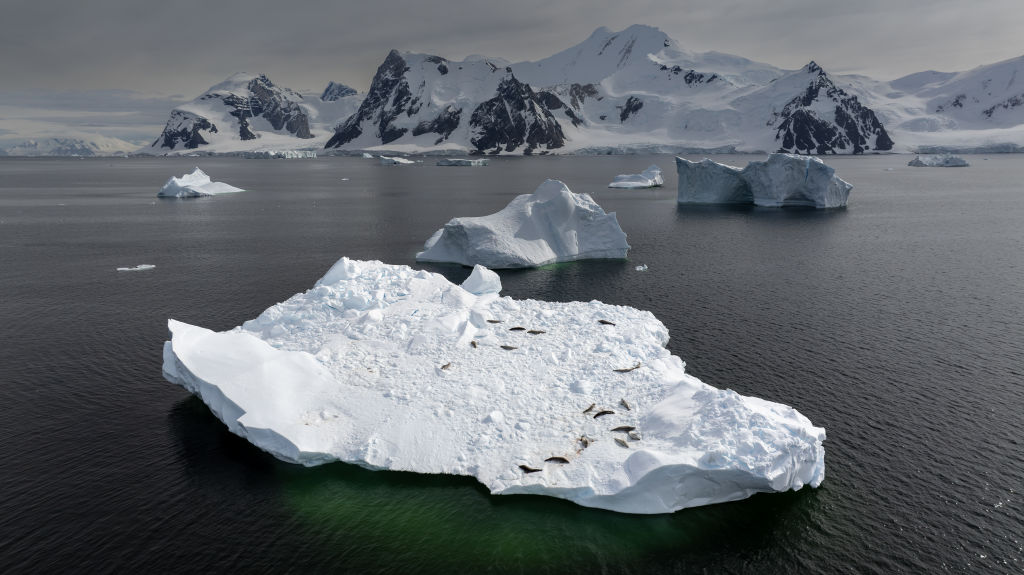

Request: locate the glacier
(416, 179), (629, 268)
(162, 258), (826, 514)
(608, 165), (664, 189)
(907, 154), (969, 167)
(677, 153), (852, 208)
(157, 167), (244, 198)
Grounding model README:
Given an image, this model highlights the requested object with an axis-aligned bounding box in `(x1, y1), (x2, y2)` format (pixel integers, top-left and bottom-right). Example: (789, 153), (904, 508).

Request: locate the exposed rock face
(320, 81), (357, 101)
(154, 110), (219, 149)
(326, 50), (412, 147)
(619, 96), (643, 122)
(469, 74), (565, 154)
(772, 62), (893, 154)
(153, 74), (313, 151)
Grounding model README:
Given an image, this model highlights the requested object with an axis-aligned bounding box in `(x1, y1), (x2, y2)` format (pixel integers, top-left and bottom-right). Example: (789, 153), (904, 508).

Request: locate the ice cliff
(162, 258), (826, 514)
(677, 153), (852, 208)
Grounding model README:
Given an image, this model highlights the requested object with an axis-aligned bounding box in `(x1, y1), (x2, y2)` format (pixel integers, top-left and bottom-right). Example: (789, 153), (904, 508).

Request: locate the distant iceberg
(380, 155), (415, 165)
(242, 150), (317, 159)
(162, 258), (826, 514)
(362, 152), (375, 159)
(608, 165), (663, 188)
(908, 154), (969, 167)
(437, 158), (489, 166)
(158, 168), (244, 198)
(416, 179), (630, 268)
(677, 153), (851, 208)
(117, 264), (155, 272)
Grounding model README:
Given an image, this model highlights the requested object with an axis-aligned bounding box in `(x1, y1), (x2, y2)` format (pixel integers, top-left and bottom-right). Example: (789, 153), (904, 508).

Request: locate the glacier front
(162, 258), (826, 515)
(677, 153), (852, 208)
(416, 179), (630, 268)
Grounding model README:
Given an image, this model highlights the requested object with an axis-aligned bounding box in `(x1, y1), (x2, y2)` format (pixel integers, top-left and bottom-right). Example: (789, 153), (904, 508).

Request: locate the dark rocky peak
(321, 81), (357, 101)
(326, 50), (415, 147)
(469, 71), (565, 154)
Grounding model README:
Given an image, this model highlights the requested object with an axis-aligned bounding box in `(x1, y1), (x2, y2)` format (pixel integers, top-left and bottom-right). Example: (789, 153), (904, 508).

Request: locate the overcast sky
(2, 0), (1022, 97)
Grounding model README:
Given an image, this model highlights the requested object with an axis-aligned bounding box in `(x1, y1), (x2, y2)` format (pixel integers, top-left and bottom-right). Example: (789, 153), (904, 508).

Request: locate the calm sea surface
(0, 154), (1021, 573)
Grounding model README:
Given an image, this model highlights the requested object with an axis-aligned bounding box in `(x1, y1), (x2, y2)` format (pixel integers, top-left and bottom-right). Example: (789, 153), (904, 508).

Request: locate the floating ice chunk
(241, 150), (317, 159)
(460, 265), (502, 295)
(158, 167), (244, 198)
(608, 165), (663, 188)
(116, 264), (155, 272)
(416, 179), (630, 268)
(676, 154), (851, 208)
(635, 264), (648, 271)
(362, 152), (375, 159)
(437, 158), (489, 166)
(380, 155), (415, 165)
(162, 258), (826, 514)
(908, 154), (969, 167)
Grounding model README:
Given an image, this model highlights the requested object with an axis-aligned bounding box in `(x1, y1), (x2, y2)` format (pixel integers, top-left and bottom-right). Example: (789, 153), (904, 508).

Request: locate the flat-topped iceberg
(437, 158), (489, 166)
(608, 165), (663, 189)
(242, 150), (317, 159)
(416, 179), (630, 268)
(380, 155), (415, 165)
(908, 154), (969, 167)
(677, 154), (852, 208)
(162, 258), (826, 514)
(158, 167), (244, 198)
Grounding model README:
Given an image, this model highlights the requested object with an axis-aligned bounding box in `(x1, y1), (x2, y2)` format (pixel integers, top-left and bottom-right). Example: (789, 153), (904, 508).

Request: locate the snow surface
(116, 264), (155, 272)
(162, 258), (826, 514)
(157, 167), (244, 198)
(908, 154), (969, 167)
(437, 158), (489, 166)
(608, 165), (664, 188)
(416, 179), (630, 268)
(380, 155), (415, 165)
(677, 154), (852, 208)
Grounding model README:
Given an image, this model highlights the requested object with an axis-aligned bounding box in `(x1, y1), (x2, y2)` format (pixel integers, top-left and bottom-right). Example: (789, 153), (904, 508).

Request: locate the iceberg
(158, 167), (244, 198)
(677, 154), (852, 208)
(907, 154), (969, 167)
(116, 264), (155, 272)
(380, 155), (415, 165)
(608, 165), (663, 189)
(416, 179), (630, 268)
(362, 152), (375, 158)
(437, 158), (490, 166)
(162, 258), (826, 514)
(241, 150), (317, 159)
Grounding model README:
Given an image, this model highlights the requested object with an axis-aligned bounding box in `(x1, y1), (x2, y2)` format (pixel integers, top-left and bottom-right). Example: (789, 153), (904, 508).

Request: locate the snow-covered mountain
(3, 137), (136, 156)
(323, 25), (892, 155)
(149, 73), (360, 153)
(145, 25), (1024, 156)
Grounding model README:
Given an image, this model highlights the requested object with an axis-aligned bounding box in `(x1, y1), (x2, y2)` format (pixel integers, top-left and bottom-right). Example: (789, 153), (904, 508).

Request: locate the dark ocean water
(0, 154), (1021, 573)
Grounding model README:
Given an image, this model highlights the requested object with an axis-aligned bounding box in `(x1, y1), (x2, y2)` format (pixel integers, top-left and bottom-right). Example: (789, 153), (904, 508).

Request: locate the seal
(628, 430), (641, 441)
(527, 329), (545, 335)
(544, 456), (570, 464)
(519, 465), (542, 473)
(509, 327), (526, 331)
(593, 410), (615, 419)
(470, 340), (478, 348)
(598, 319), (616, 326)
(582, 403), (596, 414)
(487, 319), (502, 324)
(614, 438), (629, 448)
(620, 398), (632, 410)
(441, 362), (452, 370)
(610, 426), (635, 432)
(613, 363), (641, 373)
(500, 345), (518, 350)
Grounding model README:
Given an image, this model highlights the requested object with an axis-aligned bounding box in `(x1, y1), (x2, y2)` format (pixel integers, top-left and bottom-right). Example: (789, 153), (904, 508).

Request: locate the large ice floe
(158, 167), (244, 198)
(677, 153), (852, 208)
(416, 179), (629, 268)
(437, 158), (489, 166)
(608, 165), (664, 189)
(907, 154), (969, 167)
(163, 258), (826, 514)
(380, 155), (416, 165)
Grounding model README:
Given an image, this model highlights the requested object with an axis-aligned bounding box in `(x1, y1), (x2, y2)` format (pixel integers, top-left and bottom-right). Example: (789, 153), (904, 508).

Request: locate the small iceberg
(608, 165), (663, 189)
(677, 153), (851, 208)
(416, 179), (630, 268)
(162, 258), (826, 515)
(361, 152), (375, 159)
(117, 264), (155, 272)
(158, 168), (244, 198)
(380, 155), (415, 165)
(635, 264), (648, 272)
(437, 158), (489, 167)
(242, 150), (317, 159)
(908, 154), (969, 167)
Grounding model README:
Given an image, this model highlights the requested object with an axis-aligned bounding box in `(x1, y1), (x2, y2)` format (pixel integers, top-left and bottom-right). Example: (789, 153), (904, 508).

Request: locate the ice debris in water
(677, 153), (851, 208)
(635, 264), (648, 271)
(157, 167), (244, 198)
(162, 257), (826, 514)
(437, 158), (489, 166)
(416, 179), (630, 268)
(608, 165), (663, 189)
(907, 154), (969, 167)
(117, 264), (155, 272)
(380, 155), (415, 165)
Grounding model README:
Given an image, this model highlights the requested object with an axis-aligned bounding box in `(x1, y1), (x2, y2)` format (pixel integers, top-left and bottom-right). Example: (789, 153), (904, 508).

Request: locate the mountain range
(7, 25), (1024, 156)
